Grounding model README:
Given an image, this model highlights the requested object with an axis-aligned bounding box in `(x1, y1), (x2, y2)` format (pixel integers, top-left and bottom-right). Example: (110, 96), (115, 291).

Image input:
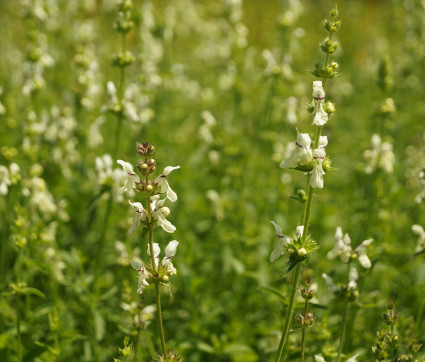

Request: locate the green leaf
(258, 286), (288, 305)
(282, 254), (305, 278)
(22, 287), (46, 298)
(197, 341), (215, 354)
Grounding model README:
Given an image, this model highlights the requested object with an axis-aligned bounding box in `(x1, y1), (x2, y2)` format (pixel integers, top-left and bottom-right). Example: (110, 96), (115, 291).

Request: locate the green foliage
(0, 0), (424, 361)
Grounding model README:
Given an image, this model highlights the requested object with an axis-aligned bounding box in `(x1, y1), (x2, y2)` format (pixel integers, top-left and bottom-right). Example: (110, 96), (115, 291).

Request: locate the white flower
(310, 148), (326, 189)
(280, 130), (312, 169)
(328, 227), (373, 268)
(363, 134), (394, 174)
(312, 81), (328, 126)
(322, 273), (338, 292)
(154, 166), (180, 202)
(346, 354), (359, 362)
(162, 240), (179, 274)
(270, 221), (291, 262)
(312, 103), (328, 126)
(117, 160), (140, 192)
(0, 166), (11, 195)
(348, 266), (359, 290)
(295, 225), (304, 238)
(130, 261), (151, 294)
(314, 355), (326, 362)
(147, 242), (161, 266)
(151, 196), (176, 233)
(128, 201), (147, 236)
(312, 81), (325, 100)
(354, 238), (373, 268)
(327, 229), (352, 263)
(412, 224), (425, 253)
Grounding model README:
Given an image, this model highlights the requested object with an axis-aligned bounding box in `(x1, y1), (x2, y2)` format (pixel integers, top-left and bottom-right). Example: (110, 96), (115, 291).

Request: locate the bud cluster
(299, 278), (317, 300)
(295, 311), (315, 328)
(310, 7), (341, 80)
(112, 0), (135, 68)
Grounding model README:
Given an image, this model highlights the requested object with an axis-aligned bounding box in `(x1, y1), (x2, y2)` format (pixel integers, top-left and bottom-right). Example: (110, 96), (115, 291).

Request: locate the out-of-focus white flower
(280, 130), (312, 169)
(154, 166), (180, 202)
(346, 353), (359, 362)
(270, 221), (291, 262)
(88, 116), (105, 148)
(328, 227), (373, 268)
(322, 273), (338, 292)
(363, 134), (395, 174)
(412, 224), (425, 254)
(0, 166), (11, 195)
(310, 148), (326, 189)
(348, 266), (359, 290)
(314, 355), (326, 362)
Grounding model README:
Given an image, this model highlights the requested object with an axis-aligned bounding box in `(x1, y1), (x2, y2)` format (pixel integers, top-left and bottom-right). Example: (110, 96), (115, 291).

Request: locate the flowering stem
(147, 198), (168, 357)
(275, 124), (323, 361)
(336, 262), (351, 362)
(274, 262), (301, 362)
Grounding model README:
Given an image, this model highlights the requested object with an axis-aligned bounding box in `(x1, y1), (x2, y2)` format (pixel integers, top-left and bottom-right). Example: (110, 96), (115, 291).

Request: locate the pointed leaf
(282, 254), (305, 278)
(258, 286), (288, 305)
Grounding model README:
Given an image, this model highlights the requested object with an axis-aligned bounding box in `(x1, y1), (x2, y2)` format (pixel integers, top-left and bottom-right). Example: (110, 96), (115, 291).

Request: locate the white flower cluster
(0, 163), (20, 195)
(279, 129), (328, 189)
(130, 240), (179, 294)
(363, 134), (395, 174)
(327, 227), (373, 268)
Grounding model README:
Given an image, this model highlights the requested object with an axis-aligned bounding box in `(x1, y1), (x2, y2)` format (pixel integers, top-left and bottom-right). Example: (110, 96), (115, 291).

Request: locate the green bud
(387, 298), (394, 310)
(114, 19), (134, 33)
(306, 100), (315, 113)
(320, 38), (340, 54)
(324, 101), (335, 114)
(330, 6), (338, 18)
(112, 51), (135, 68)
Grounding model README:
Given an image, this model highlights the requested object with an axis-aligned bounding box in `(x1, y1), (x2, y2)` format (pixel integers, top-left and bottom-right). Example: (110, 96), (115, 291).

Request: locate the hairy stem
(274, 262), (301, 362)
(147, 199), (167, 356)
(300, 298), (309, 362)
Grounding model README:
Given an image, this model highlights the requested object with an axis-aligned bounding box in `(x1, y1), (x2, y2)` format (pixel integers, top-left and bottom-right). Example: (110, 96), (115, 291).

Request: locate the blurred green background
(0, 0), (424, 360)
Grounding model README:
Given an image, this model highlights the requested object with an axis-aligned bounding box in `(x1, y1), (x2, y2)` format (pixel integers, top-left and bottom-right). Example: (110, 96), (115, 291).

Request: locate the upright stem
(336, 262), (351, 362)
(300, 298), (309, 362)
(275, 125), (323, 362)
(147, 199), (167, 356)
(274, 263), (301, 362)
(16, 250), (22, 362)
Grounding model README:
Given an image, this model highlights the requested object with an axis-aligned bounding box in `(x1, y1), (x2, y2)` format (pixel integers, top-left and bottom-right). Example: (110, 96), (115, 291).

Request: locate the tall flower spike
(270, 221), (291, 262)
(280, 130), (312, 169)
(154, 166), (180, 202)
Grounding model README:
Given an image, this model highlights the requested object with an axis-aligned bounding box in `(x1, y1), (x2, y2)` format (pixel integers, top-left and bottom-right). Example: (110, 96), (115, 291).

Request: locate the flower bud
(146, 184), (153, 192)
(298, 248), (307, 256)
(330, 6), (338, 18)
(161, 207), (170, 217)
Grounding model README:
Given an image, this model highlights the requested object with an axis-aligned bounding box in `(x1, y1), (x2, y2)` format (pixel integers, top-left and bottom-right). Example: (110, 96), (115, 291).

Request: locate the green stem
(147, 199), (167, 357)
(275, 125), (323, 362)
(274, 263), (301, 362)
(16, 250), (22, 362)
(336, 263), (351, 362)
(300, 298), (309, 362)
